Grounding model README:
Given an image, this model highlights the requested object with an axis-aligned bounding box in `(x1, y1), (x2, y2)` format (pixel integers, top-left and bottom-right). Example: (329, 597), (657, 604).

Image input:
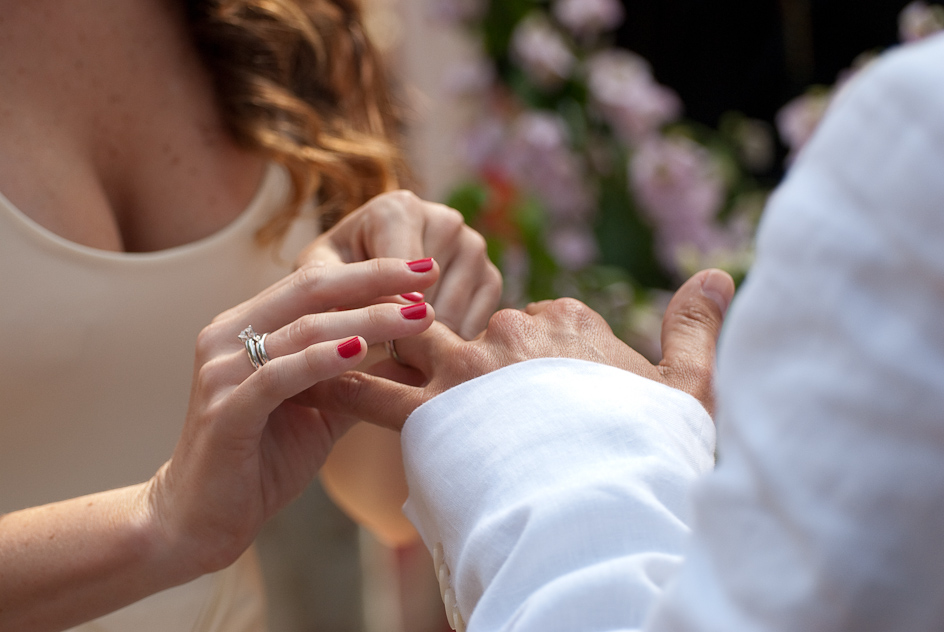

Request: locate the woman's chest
(0, 107), (265, 253)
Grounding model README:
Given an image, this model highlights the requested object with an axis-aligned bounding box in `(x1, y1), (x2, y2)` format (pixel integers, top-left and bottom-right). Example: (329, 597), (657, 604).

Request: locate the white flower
(553, 0), (625, 37)
(585, 50), (682, 143)
(511, 14), (576, 88)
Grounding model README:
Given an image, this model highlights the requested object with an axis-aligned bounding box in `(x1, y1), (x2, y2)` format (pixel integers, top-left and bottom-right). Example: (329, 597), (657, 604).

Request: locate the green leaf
(481, 0), (537, 61)
(444, 182), (490, 225)
(594, 163), (673, 290)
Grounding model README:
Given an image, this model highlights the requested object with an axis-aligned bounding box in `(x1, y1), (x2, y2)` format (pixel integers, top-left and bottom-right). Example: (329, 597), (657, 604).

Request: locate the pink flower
(458, 115), (506, 172)
(775, 90), (831, 159)
(548, 225), (599, 270)
(553, 0), (625, 38)
(629, 136), (727, 272)
(511, 14), (576, 88)
(503, 112), (595, 220)
(585, 50), (682, 143)
(899, 1), (944, 43)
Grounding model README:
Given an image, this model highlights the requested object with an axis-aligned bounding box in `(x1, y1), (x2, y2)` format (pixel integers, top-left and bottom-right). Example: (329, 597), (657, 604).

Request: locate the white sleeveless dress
(0, 164), (319, 631)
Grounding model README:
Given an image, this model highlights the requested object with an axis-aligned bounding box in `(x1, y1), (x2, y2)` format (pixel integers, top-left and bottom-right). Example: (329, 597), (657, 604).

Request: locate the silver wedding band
(238, 326), (271, 370)
(385, 339), (404, 364)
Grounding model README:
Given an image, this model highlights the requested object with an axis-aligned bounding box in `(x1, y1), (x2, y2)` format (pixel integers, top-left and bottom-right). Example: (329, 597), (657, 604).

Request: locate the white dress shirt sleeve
(401, 34), (944, 632)
(401, 359), (715, 631)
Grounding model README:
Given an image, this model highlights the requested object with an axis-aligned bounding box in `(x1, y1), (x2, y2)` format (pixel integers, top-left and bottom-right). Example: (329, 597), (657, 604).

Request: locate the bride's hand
(296, 190), (503, 340)
(144, 258), (439, 576)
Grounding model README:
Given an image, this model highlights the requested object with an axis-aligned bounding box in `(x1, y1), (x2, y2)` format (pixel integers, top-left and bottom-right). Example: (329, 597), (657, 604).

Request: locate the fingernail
(407, 258), (433, 273)
(701, 270), (732, 316)
(337, 337), (362, 358)
(400, 303), (428, 320)
(401, 292), (424, 302)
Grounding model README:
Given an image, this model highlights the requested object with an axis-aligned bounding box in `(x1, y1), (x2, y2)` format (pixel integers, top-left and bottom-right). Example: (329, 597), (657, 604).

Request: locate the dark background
(615, 0), (913, 127)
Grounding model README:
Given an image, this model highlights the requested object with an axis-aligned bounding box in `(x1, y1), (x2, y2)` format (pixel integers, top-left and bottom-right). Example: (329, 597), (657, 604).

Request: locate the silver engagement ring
(238, 326), (271, 370)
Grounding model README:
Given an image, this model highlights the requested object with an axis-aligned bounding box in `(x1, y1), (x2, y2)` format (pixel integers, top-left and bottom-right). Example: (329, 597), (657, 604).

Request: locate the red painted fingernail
(400, 303), (428, 320)
(337, 337), (362, 358)
(401, 292), (424, 302)
(407, 258), (433, 272)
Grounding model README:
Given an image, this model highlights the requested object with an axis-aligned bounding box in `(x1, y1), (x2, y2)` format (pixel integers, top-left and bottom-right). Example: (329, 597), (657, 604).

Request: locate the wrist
(139, 463), (210, 585)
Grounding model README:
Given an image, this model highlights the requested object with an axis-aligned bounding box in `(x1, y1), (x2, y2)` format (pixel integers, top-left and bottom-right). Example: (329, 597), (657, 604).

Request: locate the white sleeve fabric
(401, 359), (715, 631)
(401, 34), (944, 632)
(646, 34), (944, 632)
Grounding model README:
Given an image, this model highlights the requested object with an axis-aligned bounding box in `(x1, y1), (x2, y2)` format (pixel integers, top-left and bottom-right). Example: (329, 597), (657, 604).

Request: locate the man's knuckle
(333, 371), (371, 405)
(547, 298), (603, 329)
(488, 308), (529, 331)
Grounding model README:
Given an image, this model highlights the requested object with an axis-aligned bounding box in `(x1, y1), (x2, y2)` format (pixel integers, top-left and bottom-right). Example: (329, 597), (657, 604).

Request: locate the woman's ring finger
(238, 326), (271, 370)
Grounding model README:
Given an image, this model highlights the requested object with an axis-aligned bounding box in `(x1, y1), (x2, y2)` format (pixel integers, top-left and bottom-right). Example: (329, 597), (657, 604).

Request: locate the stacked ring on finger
(238, 325), (271, 370)
(385, 339), (404, 364)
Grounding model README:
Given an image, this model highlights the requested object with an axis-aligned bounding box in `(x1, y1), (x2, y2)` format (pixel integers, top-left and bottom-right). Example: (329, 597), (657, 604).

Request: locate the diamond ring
(238, 326), (271, 370)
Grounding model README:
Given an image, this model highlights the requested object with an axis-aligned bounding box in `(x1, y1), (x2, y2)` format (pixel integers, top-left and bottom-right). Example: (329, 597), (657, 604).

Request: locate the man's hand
(309, 269), (735, 430)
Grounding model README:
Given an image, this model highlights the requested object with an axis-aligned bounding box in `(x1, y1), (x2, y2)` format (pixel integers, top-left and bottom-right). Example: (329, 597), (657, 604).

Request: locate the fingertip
(400, 302), (430, 321)
(337, 336), (365, 359)
(406, 258), (435, 273)
(699, 269), (735, 317)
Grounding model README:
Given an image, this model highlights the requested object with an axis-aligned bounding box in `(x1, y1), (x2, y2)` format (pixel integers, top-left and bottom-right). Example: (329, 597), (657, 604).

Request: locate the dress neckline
(0, 163), (287, 263)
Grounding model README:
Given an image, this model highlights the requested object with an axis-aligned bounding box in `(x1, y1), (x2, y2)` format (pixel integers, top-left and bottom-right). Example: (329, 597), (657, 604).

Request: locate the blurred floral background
(257, 2), (944, 631)
(433, 0), (944, 360)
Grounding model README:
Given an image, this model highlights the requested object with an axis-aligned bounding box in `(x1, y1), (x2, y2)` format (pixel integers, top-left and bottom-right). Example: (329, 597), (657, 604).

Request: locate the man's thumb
(659, 269), (735, 414)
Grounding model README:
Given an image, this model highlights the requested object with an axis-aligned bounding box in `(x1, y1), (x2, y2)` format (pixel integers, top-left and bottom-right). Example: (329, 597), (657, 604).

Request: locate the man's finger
(308, 371), (428, 431)
(524, 300), (555, 315)
(387, 321), (465, 375)
(659, 269), (734, 413)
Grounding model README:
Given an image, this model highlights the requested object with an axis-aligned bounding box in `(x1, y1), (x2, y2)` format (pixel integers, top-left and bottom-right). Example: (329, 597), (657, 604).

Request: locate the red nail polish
(407, 258), (433, 273)
(401, 292), (424, 302)
(400, 303), (428, 320)
(337, 337), (362, 358)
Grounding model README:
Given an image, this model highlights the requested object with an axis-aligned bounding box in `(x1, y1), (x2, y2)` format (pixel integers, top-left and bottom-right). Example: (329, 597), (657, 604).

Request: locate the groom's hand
(308, 269), (734, 430)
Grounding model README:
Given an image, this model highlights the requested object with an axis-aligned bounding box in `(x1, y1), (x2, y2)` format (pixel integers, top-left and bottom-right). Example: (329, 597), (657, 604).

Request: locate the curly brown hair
(185, 0), (409, 240)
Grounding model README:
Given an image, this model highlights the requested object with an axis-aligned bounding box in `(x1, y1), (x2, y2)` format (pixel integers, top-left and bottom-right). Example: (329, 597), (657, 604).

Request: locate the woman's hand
(145, 257), (440, 576)
(309, 269), (735, 430)
(297, 190), (503, 340)
(296, 192), (503, 545)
